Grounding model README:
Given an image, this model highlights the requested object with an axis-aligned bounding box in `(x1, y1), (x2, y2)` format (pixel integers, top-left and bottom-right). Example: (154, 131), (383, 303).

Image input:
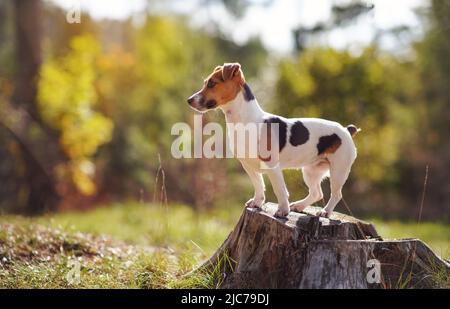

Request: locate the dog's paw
(317, 209), (331, 218)
(275, 206), (289, 218)
(245, 197), (265, 209)
(289, 202), (307, 213)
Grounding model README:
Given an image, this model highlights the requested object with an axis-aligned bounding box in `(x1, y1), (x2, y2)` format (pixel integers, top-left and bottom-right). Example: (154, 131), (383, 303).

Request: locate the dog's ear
(222, 63), (241, 81)
(213, 65), (222, 72)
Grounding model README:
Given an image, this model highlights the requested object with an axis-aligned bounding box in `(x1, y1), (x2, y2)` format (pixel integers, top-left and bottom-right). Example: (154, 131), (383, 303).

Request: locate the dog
(187, 63), (360, 218)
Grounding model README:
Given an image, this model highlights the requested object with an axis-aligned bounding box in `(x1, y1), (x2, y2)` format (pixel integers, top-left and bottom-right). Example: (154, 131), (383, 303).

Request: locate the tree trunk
(8, 0), (63, 214)
(13, 0), (41, 114)
(194, 203), (450, 289)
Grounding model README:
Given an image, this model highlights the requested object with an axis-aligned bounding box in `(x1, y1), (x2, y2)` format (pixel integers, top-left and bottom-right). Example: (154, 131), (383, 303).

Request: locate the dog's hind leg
(317, 156), (354, 218)
(290, 162), (328, 213)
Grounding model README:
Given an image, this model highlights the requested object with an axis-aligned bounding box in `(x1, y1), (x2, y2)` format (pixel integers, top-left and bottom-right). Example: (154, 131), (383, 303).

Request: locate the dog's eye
(207, 80), (216, 88)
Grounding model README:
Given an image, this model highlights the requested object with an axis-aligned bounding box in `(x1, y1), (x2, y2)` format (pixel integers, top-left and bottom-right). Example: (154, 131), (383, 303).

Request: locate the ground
(0, 203), (449, 288)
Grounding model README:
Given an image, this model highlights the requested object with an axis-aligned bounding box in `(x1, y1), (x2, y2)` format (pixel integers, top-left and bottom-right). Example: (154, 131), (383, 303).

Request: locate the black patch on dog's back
(242, 83), (255, 101)
(289, 121), (309, 146)
(317, 134), (342, 155)
(264, 117), (287, 152)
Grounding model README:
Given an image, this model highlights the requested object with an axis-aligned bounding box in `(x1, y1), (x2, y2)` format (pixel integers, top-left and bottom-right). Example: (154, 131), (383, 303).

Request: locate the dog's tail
(346, 124), (361, 137)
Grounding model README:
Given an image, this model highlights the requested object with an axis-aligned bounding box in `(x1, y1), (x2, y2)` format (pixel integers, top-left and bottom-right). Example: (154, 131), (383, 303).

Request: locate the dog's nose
(187, 96), (195, 105)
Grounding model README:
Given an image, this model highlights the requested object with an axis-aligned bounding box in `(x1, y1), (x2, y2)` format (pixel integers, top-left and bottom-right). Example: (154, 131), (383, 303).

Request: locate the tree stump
(195, 203), (450, 288)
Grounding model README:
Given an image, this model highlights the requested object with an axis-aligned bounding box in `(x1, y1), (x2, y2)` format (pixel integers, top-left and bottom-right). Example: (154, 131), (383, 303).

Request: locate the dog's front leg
(266, 167), (290, 218)
(241, 162), (265, 209)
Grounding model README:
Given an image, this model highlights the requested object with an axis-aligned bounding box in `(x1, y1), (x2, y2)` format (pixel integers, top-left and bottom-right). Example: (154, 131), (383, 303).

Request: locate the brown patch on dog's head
(187, 63), (245, 112)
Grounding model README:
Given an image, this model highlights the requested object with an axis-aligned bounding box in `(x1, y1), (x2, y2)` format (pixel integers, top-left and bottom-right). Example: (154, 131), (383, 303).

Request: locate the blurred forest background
(0, 0), (449, 222)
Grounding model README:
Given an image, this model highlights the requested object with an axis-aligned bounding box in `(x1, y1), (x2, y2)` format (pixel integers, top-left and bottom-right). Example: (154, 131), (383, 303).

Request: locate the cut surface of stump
(194, 203), (450, 289)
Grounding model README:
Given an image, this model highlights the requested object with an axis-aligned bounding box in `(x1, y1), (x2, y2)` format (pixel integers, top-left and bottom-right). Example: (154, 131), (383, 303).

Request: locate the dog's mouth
(205, 99), (217, 109)
(187, 94), (217, 112)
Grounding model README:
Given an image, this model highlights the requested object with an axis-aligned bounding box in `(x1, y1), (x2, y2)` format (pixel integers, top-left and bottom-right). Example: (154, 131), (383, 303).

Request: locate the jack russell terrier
(187, 63), (360, 218)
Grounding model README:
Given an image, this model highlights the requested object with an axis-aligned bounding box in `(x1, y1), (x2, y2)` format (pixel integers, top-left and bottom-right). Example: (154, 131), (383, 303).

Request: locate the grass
(0, 203), (240, 288)
(370, 219), (450, 260)
(0, 202), (449, 288)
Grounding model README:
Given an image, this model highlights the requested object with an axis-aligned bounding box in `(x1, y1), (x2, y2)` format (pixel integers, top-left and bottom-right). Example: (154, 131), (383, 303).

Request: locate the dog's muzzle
(187, 93), (216, 112)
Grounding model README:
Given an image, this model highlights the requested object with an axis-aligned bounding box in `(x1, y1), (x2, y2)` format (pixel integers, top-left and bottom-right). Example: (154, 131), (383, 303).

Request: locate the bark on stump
(195, 203), (450, 288)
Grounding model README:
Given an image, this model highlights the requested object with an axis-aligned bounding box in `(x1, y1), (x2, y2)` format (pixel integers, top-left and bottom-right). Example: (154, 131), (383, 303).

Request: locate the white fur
(219, 91), (357, 218)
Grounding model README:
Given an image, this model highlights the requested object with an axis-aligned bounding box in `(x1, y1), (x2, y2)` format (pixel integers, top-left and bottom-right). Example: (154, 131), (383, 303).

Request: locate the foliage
(0, 0), (449, 221)
(411, 0), (450, 217)
(38, 35), (113, 195)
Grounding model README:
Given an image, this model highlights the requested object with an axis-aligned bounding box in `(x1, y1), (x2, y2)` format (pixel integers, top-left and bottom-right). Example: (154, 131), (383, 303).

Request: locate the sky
(48, 0), (426, 53)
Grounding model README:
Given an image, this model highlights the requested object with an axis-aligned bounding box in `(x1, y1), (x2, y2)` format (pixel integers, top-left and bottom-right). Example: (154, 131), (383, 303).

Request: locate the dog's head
(187, 63), (245, 112)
